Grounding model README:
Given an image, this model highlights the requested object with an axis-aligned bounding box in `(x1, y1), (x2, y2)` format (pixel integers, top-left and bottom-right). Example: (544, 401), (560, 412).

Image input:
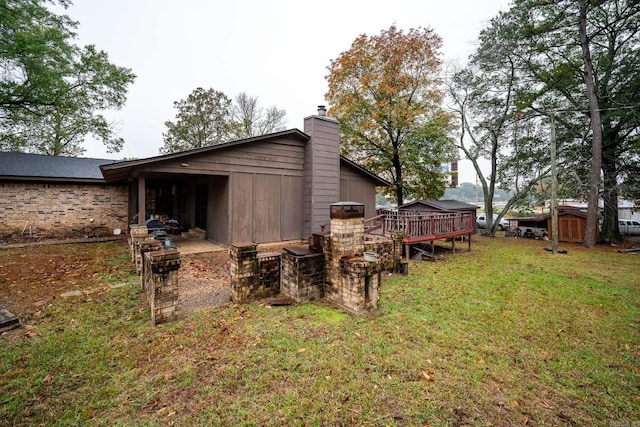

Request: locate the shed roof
(399, 199), (478, 211)
(0, 151), (117, 183)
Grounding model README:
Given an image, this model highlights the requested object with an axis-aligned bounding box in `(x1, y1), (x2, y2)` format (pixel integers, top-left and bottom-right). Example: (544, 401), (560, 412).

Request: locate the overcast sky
(67, 0), (511, 183)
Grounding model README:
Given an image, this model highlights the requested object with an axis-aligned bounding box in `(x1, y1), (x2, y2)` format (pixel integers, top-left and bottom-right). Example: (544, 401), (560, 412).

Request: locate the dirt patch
(179, 252), (231, 314)
(0, 241), (135, 319)
(0, 240), (309, 321)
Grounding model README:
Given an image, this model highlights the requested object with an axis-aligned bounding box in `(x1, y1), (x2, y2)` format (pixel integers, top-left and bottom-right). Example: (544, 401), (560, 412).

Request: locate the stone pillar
(386, 231), (405, 273)
(139, 240), (162, 289)
(144, 249), (180, 325)
(325, 202), (384, 314)
(130, 224), (153, 274)
(325, 216), (365, 290)
(229, 242), (258, 303)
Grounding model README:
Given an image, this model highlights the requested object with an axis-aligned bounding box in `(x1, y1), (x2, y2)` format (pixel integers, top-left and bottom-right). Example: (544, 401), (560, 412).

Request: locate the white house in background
(618, 199), (640, 222)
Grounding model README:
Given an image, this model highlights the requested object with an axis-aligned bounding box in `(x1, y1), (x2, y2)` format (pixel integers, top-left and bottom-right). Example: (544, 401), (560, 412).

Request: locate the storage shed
(547, 210), (593, 243)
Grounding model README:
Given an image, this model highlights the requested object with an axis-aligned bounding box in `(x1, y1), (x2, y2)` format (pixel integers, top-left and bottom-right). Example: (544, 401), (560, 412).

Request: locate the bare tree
(230, 92), (286, 139)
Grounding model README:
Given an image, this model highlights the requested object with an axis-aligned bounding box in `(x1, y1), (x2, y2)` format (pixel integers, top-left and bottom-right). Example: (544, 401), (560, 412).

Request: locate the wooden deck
(365, 209), (475, 258)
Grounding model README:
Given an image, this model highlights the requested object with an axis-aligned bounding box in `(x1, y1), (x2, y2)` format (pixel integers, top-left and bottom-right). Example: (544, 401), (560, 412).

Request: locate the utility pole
(550, 112), (559, 254)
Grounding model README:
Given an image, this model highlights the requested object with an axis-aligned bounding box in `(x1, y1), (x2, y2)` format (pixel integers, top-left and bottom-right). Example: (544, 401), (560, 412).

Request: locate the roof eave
(1, 176), (108, 184)
(100, 128), (310, 174)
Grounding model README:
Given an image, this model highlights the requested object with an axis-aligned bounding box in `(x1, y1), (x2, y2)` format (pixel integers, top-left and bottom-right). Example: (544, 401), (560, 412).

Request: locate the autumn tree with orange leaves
(326, 26), (455, 205)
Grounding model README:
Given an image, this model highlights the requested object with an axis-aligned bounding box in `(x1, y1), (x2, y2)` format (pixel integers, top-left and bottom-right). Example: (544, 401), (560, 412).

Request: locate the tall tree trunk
(601, 149), (621, 242)
(393, 152), (404, 205)
(485, 136), (498, 235)
(578, 1), (603, 247)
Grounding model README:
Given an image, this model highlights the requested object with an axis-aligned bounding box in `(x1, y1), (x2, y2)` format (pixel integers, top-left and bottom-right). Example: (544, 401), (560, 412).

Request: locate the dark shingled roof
(0, 152), (117, 181)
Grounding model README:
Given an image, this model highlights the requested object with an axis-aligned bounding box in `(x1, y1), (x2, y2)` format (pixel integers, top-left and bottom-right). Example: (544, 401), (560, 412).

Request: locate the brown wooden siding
(340, 164), (377, 219)
(231, 172), (254, 243)
(254, 174), (281, 243)
(135, 139), (305, 177)
(282, 175), (303, 240)
(228, 171), (305, 244)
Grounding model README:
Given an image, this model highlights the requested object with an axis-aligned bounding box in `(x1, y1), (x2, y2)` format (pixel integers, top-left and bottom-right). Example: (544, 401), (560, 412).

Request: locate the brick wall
(281, 251), (325, 303)
(0, 182), (128, 240)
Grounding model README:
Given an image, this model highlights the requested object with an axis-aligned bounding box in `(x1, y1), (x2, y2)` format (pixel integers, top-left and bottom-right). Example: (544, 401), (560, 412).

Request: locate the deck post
(452, 236), (456, 254)
(404, 243), (410, 260)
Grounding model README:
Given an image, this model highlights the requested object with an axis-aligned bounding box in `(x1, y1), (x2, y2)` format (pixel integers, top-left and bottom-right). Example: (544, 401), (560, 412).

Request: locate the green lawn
(1, 237), (638, 426)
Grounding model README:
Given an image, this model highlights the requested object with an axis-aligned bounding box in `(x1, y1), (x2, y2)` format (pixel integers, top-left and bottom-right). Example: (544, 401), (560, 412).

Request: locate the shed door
(195, 184), (208, 230)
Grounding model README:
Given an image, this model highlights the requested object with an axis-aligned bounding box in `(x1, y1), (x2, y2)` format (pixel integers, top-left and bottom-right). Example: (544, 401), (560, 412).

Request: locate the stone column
(144, 249), (180, 325)
(130, 225), (153, 275)
(229, 242), (258, 303)
(387, 231), (406, 273)
(139, 240), (162, 289)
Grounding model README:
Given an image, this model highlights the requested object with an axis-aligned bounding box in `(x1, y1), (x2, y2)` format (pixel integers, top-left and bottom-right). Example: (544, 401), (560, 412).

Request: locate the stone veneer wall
(0, 182), (128, 240)
(257, 252), (281, 298)
(364, 231), (405, 273)
(230, 243), (282, 302)
(142, 249), (181, 325)
(323, 217), (365, 290)
(364, 236), (395, 272)
(339, 258), (381, 314)
(324, 216), (385, 314)
(281, 252), (325, 303)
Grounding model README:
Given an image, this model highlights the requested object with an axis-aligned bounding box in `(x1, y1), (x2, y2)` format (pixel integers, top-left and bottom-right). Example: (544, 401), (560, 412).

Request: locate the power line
(546, 104), (640, 114)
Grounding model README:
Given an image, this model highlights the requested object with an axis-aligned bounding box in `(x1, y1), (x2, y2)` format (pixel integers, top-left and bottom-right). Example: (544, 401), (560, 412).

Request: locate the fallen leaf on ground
(421, 371), (434, 381)
(539, 401), (553, 409)
(297, 348), (307, 353)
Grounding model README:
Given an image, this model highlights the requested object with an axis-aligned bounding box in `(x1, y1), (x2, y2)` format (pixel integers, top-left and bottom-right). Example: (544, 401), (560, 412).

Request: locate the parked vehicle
(519, 227), (548, 239)
(619, 219), (640, 235)
(476, 214), (509, 230)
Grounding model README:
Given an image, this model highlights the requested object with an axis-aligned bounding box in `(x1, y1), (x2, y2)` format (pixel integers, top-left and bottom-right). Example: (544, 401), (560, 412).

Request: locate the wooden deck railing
(371, 209), (475, 243)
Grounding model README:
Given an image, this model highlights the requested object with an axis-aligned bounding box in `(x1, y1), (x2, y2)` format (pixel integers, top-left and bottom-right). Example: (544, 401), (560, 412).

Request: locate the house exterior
(0, 153), (127, 239)
(0, 113), (389, 244)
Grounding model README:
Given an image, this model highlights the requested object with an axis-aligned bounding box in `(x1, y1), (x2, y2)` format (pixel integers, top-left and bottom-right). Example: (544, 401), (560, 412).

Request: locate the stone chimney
(303, 108), (340, 236)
